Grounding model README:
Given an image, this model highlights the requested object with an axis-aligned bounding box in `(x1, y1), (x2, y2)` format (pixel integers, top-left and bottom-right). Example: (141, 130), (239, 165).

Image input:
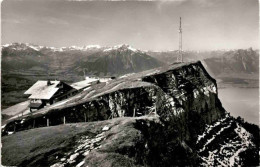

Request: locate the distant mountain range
(79, 44), (163, 76)
(2, 43), (258, 78)
(204, 48), (259, 76)
(2, 43), (163, 77)
(148, 48), (259, 78)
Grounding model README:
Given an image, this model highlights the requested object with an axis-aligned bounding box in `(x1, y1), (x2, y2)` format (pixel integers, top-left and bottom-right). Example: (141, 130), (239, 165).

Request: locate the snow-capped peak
(1, 43), (45, 51)
(103, 44), (138, 52)
(27, 44), (44, 51)
(2, 43), (140, 53)
(54, 45), (102, 52)
(128, 46), (137, 52)
(2, 43), (105, 52)
(65, 45), (102, 51)
(68, 46), (82, 50)
(85, 45), (101, 49)
(2, 44), (11, 47)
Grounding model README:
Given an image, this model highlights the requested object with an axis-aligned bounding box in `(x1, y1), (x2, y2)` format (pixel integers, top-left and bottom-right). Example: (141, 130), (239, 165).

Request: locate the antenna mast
(83, 68), (86, 80)
(178, 17), (183, 62)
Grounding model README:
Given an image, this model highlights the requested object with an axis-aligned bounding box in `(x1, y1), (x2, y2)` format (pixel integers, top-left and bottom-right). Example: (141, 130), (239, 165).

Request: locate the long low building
(70, 79), (98, 91)
(70, 76), (112, 91)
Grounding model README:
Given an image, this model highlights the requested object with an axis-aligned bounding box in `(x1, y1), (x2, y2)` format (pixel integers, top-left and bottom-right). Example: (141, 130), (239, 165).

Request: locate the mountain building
(71, 76), (112, 91)
(24, 80), (77, 111)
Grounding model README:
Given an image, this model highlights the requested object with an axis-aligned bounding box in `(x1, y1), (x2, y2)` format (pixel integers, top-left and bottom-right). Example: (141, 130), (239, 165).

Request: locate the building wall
(52, 82), (77, 103)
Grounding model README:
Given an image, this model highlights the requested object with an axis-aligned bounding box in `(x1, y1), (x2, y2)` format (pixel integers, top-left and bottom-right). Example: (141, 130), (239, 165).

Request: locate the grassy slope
(2, 100), (30, 116)
(2, 116), (148, 167)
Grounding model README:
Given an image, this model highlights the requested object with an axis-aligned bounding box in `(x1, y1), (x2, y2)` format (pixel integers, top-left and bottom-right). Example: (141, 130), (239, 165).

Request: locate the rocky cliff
(2, 61), (258, 166)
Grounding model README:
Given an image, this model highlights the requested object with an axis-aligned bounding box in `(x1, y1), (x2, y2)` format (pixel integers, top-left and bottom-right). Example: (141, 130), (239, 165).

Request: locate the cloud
(185, 0), (222, 7)
(193, 0), (217, 7)
(2, 18), (24, 24)
(67, 0), (186, 1)
(75, 15), (104, 21)
(43, 17), (69, 25)
(156, 0), (187, 12)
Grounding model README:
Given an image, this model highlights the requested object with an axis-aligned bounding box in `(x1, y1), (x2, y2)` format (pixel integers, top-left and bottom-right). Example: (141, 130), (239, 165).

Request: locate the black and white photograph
(1, 0), (259, 166)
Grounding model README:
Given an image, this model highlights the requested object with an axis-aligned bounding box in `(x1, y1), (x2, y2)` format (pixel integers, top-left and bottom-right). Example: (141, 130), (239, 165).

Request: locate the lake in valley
(218, 87), (259, 125)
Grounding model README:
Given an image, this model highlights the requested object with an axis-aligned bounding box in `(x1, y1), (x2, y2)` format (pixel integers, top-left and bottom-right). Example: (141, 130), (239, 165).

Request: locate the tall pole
(83, 68), (86, 80)
(33, 119), (35, 128)
(178, 17), (183, 62)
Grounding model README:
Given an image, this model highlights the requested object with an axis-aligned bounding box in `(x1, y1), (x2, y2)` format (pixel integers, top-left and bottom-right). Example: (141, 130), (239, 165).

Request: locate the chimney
(47, 79), (51, 86)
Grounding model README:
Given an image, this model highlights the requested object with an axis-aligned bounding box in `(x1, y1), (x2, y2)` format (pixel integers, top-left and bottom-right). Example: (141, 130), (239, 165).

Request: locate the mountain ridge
(2, 43), (164, 76)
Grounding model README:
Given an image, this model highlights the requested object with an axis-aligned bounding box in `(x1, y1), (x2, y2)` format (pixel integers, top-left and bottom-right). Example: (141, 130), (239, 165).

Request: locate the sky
(1, 0), (259, 51)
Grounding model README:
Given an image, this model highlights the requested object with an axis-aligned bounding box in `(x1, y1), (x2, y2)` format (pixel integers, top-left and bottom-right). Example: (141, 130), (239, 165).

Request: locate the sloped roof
(70, 80), (96, 90)
(24, 81), (60, 100)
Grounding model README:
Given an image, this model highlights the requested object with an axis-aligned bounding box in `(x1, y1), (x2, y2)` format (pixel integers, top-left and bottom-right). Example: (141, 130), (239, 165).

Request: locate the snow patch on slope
(197, 114), (229, 144)
(50, 131), (107, 167)
(229, 123), (254, 166)
(198, 119), (255, 167)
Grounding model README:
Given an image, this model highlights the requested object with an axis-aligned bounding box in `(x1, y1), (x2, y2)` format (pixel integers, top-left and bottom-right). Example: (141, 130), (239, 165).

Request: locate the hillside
(204, 48), (259, 88)
(2, 116), (258, 167)
(2, 43), (163, 76)
(2, 61), (259, 166)
(80, 44), (163, 76)
(204, 48), (259, 75)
